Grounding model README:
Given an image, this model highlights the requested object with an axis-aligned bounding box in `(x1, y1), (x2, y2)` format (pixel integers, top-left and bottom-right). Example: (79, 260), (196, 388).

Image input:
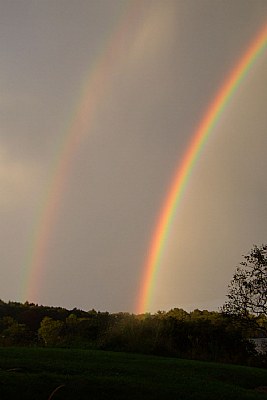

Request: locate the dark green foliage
(0, 316), (32, 346)
(0, 299), (262, 366)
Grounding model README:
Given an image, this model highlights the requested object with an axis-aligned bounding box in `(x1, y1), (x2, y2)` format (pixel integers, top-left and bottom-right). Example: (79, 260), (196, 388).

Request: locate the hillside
(0, 347), (266, 399)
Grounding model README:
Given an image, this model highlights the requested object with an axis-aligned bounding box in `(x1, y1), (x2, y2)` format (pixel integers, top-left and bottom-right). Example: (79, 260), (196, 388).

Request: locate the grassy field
(0, 347), (266, 399)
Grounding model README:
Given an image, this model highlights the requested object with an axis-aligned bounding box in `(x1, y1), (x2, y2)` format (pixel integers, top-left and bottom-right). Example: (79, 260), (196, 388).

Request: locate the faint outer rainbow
(22, 2), (144, 303)
(136, 23), (267, 314)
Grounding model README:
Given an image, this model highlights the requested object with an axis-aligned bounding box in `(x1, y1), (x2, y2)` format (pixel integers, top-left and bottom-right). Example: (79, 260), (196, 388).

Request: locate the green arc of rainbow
(136, 23), (267, 314)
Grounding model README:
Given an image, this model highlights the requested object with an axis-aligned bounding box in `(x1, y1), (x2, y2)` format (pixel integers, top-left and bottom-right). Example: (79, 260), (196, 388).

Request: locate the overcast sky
(1, 0), (267, 313)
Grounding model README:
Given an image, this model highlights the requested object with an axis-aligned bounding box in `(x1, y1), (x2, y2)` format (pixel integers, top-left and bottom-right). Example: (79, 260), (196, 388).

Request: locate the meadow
(0, 347), (266, 400)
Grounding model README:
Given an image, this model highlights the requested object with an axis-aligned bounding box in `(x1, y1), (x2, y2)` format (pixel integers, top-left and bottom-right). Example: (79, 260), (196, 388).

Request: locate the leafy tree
(0, 316), (30, 345)
(38, 317), (64, 346)
(166, 308), (189, 321)
(223, 244), (267, 335)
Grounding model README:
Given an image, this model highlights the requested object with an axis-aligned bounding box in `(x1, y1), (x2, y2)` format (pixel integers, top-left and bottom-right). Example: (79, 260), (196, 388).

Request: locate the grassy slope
(0, 347), (266, 400)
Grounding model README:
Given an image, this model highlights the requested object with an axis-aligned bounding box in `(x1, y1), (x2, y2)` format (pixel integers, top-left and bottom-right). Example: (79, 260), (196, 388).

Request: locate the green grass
(0, 347), (266, 399)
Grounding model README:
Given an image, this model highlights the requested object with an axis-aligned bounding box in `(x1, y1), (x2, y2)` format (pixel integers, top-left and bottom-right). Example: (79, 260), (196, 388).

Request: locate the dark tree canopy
(223, 244), (267, 334)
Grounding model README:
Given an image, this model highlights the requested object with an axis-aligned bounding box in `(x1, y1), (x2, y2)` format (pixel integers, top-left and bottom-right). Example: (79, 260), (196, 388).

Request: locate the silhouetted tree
(223, 245), (267, 335)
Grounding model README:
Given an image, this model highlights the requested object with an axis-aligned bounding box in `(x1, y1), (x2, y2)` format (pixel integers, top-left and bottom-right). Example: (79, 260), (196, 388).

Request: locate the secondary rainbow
(136, 23), (267, 314)
(22, 2), (144, 302)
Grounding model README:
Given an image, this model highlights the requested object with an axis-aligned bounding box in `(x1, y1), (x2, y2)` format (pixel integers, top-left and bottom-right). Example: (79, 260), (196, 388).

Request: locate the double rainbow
(22, 6), (267, 312)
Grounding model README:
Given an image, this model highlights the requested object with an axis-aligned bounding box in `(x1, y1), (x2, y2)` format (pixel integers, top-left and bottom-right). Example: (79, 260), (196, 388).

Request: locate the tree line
(0, 244), (266, 367)
(0, 299), (265, 367)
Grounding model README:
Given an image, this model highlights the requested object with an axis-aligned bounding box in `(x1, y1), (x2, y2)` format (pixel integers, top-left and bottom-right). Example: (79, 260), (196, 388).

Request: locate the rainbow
(136, 23), (267, 314)
(22, 2), (144, 302)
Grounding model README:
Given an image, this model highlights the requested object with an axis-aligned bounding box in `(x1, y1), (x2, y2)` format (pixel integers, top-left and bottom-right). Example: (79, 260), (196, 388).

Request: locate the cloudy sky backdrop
(1, 0), (267, 313)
